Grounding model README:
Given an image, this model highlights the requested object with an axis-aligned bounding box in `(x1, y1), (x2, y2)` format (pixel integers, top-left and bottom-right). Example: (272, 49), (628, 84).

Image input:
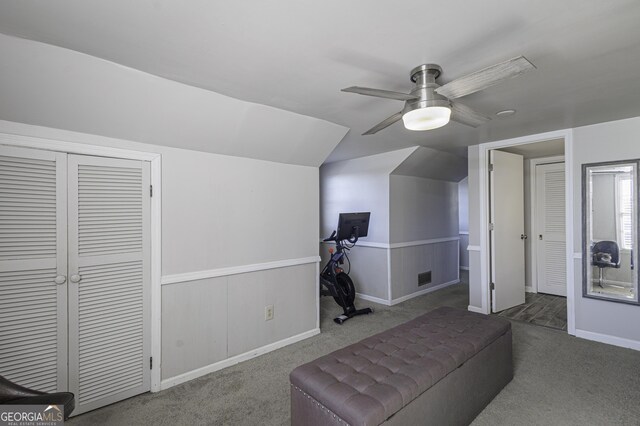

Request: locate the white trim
(356, 292), (391, 306)
(315, 262), (320, 331)
(0, 128), (164, 393)
(525, 285), (535, 293)
(389, 237), (459, 249)
(357, 279), (461, 306)
(149, 157), (162, 392)
(161, 256), (321, 285)
(160, 328), (321, 390)
(476, 128), (576, 333)
(575, 329), (640, 351)
(565, 131), (576, 335)
(529, 155), (565, 294)
(0, 131), (159, 161)
(467, 245), (481, 252)
(459, 231), (469, 235)
(573, 252), (582, 259)
(467, 305), (486, 314)
(319, 240), (388, 249)
(389, 279), (460, 306)
(320, 236), (460, 250)
(386, 247), (392, 301)
(460, 266), (469, 271)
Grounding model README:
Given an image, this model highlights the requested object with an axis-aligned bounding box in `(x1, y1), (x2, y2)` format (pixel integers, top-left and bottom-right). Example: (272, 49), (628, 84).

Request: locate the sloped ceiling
(0, 33), (347, 167)
(392, 147), (468, 182)
(1, 1), (640, 162)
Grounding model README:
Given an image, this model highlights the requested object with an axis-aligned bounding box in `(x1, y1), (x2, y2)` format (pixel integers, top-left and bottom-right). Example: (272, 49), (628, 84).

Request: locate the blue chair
(591, 240), (621, 288)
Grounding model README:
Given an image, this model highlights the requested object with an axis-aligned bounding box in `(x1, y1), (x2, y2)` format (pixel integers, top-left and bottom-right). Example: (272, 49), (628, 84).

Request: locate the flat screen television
(336, 212), (371, 241)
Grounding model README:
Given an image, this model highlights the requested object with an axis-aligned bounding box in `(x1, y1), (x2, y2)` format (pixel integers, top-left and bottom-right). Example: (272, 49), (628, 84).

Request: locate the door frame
(528, 155), (565, 294)
(0, 121), (163, 392)
(476, 128), (575, 335)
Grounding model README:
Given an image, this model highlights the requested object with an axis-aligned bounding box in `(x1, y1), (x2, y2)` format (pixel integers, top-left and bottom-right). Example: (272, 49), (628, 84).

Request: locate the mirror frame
(582, 159), (640, 305)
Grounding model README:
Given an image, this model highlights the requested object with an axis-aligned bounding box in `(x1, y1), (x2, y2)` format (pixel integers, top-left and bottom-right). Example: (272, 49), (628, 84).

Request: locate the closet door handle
(54, 275), (67, 285)
(70, 274), (82, 283)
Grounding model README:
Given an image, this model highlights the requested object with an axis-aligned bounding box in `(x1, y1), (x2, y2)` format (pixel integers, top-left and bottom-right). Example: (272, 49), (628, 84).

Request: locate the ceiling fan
(342, 56), (535, 135)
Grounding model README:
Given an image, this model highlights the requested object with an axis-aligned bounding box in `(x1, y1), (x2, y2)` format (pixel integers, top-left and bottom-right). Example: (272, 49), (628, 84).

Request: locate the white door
(536, 162), (566, 296)
(490, 150), (526, 312)
(0, 146), (68, 392)
(67, 154), (151, 415)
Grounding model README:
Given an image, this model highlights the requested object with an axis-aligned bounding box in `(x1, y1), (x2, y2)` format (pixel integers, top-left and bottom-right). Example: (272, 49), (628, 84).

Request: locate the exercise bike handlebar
(323, 230), (337, 242)
(322, 230), (359, 245)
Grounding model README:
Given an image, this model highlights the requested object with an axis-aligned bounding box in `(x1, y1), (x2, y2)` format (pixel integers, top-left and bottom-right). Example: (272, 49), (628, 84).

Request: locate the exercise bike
(320, 212), (373, 324)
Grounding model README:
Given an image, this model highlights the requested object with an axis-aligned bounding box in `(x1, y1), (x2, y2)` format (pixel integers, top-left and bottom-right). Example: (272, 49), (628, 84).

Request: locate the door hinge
(150, 357), (153, 369)
(150, 185), (153, 197)
(489, 223), (494, 231)
(490, 282), (495, 290)
(489, 163), (494, 172)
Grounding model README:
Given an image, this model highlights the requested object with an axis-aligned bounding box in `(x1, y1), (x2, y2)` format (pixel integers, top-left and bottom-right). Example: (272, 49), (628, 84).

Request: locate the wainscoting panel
(161, 276), (228, 380)
(319, 243), (389, 300)
(161, 263), (317, 381)
(459, 233), (469, 269)
(390, 240), (459, 300)
(227, 263), (316, 357)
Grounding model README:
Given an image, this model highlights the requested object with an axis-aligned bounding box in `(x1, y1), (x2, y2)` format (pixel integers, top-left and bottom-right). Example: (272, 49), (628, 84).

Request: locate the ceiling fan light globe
(402, 106), (451, 131)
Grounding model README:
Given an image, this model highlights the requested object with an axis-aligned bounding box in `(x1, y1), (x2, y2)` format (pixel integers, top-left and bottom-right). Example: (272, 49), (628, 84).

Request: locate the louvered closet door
(67, 154), (150, 415)
(536, 162), (566, 297)
(0, 146), (67, 393)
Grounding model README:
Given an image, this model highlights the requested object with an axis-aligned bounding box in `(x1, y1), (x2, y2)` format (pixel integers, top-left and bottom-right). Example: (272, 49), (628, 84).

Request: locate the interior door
(67, 154), (151, 415)
(490, 150), (526, 312)
(536, 162), (567, 296)
(0, 146), (67, 392)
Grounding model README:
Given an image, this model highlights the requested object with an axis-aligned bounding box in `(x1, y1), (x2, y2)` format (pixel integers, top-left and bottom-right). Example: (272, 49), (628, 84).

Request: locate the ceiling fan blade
(435, 56), (535, 99)
(363, 111), (404, 135)
(450, 102), (491, 127)
(342, 86), (419, 101)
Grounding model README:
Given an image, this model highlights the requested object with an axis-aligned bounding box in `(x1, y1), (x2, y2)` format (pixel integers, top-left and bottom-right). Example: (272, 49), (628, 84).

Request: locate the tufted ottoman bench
(290, 306), (512, 426)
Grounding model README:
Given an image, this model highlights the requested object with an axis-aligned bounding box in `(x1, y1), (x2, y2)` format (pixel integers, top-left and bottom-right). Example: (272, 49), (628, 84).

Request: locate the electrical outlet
(265, 304), (274, 321)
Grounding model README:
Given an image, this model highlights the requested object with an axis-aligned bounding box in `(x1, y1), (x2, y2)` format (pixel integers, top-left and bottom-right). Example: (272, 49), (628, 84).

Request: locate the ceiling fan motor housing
(404, 64), (450, 114)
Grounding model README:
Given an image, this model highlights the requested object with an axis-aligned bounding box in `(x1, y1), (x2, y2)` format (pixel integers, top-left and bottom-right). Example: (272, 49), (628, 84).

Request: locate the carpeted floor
(497, 292), (567, 331)
(69, 271), (640, 425)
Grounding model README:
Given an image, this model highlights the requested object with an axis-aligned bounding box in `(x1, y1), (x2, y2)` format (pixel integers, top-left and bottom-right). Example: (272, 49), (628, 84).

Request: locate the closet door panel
(68, 155), (150, 415)
(0, 146), (67, 392)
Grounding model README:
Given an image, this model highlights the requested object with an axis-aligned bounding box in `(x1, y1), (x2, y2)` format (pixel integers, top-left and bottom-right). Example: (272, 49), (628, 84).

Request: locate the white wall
(573, 117), (640, 344)
(467, 116), (640, 348)
(389, 175), (459, 243)
(0, 33), (347, 386)
(320, 148), (463, 304)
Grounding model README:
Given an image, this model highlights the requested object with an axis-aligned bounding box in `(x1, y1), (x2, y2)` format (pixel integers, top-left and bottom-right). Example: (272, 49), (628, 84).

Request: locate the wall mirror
(583, 160), (639, 304)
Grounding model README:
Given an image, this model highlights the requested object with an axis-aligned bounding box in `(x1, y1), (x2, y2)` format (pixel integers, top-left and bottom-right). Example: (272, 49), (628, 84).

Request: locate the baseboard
(159, 328), (320, 390)
(389, 279), (460, 306)
(355, 292), (391, 306)
(525, 286), (536, 293)
(575, 329), (640, 351)
(460, 266), (469, 271)
(467, 305), (486, 314)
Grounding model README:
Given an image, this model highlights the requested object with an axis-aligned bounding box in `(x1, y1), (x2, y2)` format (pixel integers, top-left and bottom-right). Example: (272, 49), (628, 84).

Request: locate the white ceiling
(1, 1), (640, 162)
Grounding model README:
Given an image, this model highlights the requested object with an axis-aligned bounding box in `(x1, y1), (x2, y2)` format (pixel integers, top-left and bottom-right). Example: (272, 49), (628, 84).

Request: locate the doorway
(488, 138), (569, 331)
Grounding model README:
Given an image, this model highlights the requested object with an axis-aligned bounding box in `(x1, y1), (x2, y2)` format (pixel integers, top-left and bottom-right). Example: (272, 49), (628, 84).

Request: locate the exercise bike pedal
(334, 315), (349, 325)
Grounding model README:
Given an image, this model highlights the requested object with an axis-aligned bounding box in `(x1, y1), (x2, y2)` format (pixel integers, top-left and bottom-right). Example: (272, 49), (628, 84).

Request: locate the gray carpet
(70, 272), (640, 425)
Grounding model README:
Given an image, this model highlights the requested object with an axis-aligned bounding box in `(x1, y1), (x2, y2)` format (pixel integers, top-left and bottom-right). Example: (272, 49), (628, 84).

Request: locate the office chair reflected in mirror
(591, 240), (621, 288)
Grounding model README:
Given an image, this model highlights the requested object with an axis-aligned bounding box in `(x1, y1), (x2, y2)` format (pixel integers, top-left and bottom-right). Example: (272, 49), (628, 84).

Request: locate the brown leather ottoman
(290, 306), (512, 426)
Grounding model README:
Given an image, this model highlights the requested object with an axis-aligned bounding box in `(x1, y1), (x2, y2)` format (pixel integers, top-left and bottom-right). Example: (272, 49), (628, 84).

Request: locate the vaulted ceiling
(1, 1), (640, 162)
